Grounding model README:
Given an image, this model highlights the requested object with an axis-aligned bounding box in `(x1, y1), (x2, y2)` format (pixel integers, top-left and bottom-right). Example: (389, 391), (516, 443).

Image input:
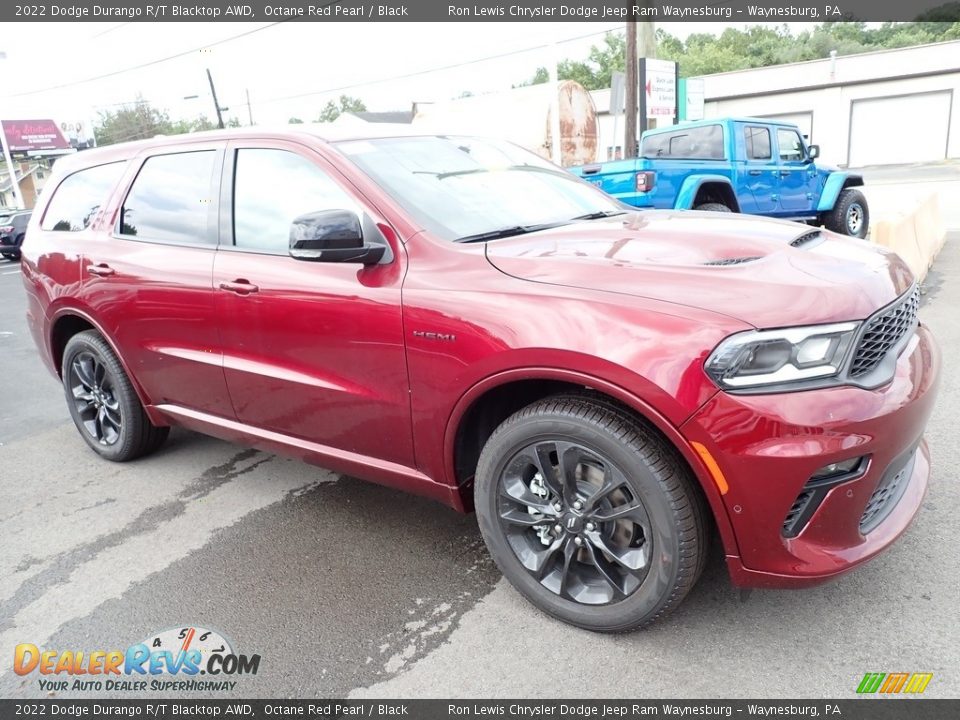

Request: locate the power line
(89, 22), (132, 39)
(230, 24), (624, 109)
(5, 21), (288, 99)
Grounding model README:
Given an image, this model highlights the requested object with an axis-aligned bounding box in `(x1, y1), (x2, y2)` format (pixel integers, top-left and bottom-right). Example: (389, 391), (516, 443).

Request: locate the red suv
(22, 128), (940, 632)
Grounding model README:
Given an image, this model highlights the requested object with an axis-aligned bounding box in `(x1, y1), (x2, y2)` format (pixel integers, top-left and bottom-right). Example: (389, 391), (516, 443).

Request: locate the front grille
(859, 451), (915, 534)
(849, 287), (920, 379)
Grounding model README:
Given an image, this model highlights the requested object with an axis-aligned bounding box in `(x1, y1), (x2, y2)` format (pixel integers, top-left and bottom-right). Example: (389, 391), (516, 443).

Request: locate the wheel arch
(444, 368), (740, 559)
(675, 175), (740, 212)
(48, 308), (159, 423)
(816, 172), (864, 212)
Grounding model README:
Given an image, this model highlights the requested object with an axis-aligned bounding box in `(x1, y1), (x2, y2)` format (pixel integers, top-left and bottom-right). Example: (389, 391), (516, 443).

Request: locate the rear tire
(824, 188), (869, 238)
(694, 202), (732, 212)
(474, 395), (708, 632)
(62, 330), (169, 462)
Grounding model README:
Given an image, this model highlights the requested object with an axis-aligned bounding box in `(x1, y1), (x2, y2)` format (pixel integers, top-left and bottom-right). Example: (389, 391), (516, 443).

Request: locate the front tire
(62, 330), (169, 462)
(824, 188), (869, 238)
(474, 395), (709, 632)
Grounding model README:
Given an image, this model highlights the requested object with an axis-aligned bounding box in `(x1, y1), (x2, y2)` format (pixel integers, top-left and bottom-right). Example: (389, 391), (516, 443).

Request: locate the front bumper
(682, 324), (940, 588)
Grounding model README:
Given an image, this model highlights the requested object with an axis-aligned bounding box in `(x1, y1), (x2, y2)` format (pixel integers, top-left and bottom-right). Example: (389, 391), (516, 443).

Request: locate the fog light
(811, 457), (864, 480)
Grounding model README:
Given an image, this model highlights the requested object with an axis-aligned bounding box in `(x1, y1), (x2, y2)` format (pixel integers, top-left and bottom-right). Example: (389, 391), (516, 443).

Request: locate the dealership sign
(643, 58), (677, 119)
(1, 118), (95, 155)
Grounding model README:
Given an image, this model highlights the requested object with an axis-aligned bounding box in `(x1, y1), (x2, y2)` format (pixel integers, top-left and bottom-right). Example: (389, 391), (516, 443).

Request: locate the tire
(693, 202), (732, 212)
(824, 188), (869, 238)
(474, 394), (709, 632)
(62, 330), (169, 462)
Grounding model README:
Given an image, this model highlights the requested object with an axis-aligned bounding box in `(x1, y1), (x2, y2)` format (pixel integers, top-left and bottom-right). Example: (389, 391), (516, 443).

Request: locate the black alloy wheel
(475, 395), (709, 632)
(68, 350), (123, 446)
(497, 439), (653, 605)
(61, 330), (169, 461)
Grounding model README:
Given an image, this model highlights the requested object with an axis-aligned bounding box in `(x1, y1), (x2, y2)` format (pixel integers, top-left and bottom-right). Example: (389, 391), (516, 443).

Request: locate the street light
(0, 51), (26, 209)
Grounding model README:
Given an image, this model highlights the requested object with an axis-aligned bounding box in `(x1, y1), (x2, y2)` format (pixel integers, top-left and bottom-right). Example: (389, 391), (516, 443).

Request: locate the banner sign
(643, 58), (677, 119)
(1, 118), (95, 154)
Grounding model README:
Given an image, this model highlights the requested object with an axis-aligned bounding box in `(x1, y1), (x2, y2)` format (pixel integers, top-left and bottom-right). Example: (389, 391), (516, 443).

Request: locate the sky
(0, 22), (820, 128)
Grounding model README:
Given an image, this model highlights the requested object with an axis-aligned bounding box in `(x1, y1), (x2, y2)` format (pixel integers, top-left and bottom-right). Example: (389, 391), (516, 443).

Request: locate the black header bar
(6, 1), (960, 23)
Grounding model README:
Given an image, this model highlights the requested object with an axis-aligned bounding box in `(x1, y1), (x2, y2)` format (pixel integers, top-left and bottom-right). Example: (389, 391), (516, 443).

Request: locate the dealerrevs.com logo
(14, 626), (260, 693)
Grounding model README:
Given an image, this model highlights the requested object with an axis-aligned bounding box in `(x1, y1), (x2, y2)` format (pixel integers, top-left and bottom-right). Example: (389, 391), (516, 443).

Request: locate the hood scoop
(703, 256), (763, 266)
(790, 230), (824, 248)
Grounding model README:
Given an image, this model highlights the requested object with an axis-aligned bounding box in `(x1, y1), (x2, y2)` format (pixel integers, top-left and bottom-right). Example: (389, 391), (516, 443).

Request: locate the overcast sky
(0, 22), (819, 127)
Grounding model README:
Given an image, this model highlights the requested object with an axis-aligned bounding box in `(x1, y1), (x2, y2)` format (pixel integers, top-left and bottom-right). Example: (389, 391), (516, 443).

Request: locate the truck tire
(694, 203), (732, 212)
(62, 330), (170, 462)
(474, 394), (709, 633)
(824, 188), (869, 238)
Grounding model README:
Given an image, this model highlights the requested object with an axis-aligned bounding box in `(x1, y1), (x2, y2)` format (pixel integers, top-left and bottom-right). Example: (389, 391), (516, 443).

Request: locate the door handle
(748, 170), (762, 176)
(86, 264), (115, 277)
(779, 170), (792, 176)
(218, 279), (259, 295)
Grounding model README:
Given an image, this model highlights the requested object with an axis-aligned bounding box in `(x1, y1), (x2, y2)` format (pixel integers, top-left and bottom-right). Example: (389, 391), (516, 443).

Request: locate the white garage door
(759, 112), (813, 142)
(849, 92), (951, 166)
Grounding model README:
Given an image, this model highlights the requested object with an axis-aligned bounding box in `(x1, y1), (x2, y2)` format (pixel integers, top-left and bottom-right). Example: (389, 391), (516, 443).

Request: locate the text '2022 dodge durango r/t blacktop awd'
(21, 127), (939, 632)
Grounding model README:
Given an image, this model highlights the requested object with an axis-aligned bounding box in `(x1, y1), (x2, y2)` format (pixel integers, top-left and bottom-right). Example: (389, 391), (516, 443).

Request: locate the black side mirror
(289, 209), (385, 264)
(806, 144), (820, 162)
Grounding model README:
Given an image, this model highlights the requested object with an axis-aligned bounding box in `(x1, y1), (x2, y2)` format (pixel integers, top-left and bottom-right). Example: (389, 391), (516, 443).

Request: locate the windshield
(336, 136), (625, 242)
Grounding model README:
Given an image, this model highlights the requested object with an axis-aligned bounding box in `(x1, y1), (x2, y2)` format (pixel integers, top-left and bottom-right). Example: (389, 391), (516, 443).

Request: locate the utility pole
(245, 89), (254, 126)
(624, 21), (637, 159)
(206, 68), (225, 129)
(0, 51), (25, 209)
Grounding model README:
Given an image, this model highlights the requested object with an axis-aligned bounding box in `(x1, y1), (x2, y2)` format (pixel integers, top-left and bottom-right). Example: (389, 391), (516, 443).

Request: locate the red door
(80, 142), (234, 419)
(212, 141), (413, 467)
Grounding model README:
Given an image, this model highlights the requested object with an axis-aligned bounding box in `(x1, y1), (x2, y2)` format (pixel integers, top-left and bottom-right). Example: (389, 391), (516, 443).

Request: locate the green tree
(517, 33), (627, 90)
(94, 98), (173, 145)
(516, 22), (960, 87)
(288, 117), (305, 124)
(317, 95), (367, 123)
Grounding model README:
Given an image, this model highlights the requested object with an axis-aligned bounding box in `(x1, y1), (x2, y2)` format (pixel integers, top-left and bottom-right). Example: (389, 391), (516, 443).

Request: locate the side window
(745, 127), (772, 160)
(232, 148), (360, 254)
(777, 129), (804, 162)
(40, 162), (126, 232)
(641, 125), (724, 159)
(120, 151), (217, 244)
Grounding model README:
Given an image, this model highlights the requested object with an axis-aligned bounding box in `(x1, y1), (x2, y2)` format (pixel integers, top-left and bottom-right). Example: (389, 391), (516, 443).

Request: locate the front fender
(817, 172), (864, 212)
(674, 175), (736, 210)
(443, 363), (741, 561)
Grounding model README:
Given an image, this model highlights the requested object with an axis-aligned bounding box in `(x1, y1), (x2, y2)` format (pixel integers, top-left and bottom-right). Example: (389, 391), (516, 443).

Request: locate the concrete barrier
(868, 192), (946, 282)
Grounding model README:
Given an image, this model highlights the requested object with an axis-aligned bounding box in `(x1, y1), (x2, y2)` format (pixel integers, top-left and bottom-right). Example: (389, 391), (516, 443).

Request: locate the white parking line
(2, 268), (21, 275)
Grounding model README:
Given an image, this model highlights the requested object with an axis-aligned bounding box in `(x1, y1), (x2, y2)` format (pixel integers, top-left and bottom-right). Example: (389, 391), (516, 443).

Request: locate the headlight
(705, 322), (859, 390)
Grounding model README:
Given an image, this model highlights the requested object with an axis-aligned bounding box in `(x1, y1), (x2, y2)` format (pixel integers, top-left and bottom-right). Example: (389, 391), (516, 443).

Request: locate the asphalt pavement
(1, 206), (958, 699)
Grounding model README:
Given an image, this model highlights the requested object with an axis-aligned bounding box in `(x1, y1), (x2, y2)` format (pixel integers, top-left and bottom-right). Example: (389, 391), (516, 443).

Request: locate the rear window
(119, 151), (217, 244)
(641, 125), (725, 160)
(745, 126), (772, 160)
(40, 162), (126, 232)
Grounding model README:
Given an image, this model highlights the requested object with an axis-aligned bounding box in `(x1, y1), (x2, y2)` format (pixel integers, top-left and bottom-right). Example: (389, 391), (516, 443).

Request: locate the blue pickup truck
(571, 117), (869, 237)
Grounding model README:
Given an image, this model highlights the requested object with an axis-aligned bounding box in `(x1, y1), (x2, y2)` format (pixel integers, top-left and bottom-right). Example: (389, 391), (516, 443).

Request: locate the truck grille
(849, 287), (920, 379)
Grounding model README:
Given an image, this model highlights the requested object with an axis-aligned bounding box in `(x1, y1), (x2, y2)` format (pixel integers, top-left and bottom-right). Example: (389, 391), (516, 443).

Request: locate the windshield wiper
(569, 210), (628, 221)
(455, 222), (567, 244)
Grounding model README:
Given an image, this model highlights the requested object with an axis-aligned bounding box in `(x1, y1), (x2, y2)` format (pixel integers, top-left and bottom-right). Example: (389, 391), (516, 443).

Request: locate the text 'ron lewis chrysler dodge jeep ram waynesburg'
(21, 127), (939, 632)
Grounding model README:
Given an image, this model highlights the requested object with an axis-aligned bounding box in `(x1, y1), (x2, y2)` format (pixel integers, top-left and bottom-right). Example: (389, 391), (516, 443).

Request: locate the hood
(484, 211), (914, 328)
